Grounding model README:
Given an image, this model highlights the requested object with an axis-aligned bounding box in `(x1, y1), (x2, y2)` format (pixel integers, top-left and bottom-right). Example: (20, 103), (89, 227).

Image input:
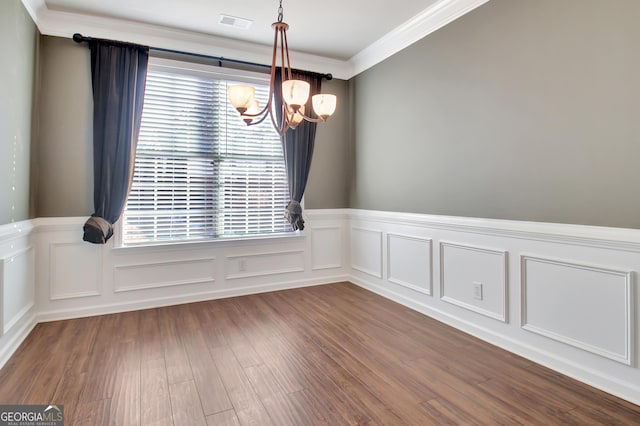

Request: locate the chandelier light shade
(227, 0), (337, 135)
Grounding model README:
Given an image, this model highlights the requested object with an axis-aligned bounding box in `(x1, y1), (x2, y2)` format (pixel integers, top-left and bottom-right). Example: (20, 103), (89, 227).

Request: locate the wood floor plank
(1, 282), (639, 426)
(109, 369), (141, 426)
(140, 308), (165, 362)
(0, 322), (66, 403)
(210, 345), (274, 426)
(206, 409), (241, 426)
(74, 398), (111, 426)
(173, 303), (233, 416)
(140, 357), (173, 426)
(169, 380), (207, 426)
(157, 305), (194, 385)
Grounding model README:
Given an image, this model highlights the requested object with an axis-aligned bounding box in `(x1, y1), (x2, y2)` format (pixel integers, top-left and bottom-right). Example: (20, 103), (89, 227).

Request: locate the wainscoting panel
(350, 227), (383, 278)
(114, 257), (216, 292)
(387, 234), (432, 295)
(521, 255), (634, 365)
(440, 241), (508, 322)
(226, 250), (305, 280)
(50, 242), (101, 300)
(311, 226), (343, 270)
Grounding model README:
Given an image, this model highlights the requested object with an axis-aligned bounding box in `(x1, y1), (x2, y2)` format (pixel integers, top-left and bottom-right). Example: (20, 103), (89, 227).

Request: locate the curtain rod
(72, 33), (333, 80)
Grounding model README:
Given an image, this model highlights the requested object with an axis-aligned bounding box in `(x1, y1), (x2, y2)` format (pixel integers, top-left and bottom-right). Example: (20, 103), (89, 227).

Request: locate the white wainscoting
(310, 226), (343, 270)
(0, 221), (36, 367)
(387, 233), (432, 295)
(30, 213), (349, 324)
(347, 209), (640, 405)
(50, 242), (102, 300)
(350, 226), (383, 278)
(1, 209), (640, 406)
(440, 241), (507, 322)
(521, 255), (634, 366)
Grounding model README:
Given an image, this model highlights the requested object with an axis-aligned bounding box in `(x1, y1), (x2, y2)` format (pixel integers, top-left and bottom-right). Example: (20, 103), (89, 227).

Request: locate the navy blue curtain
(274, 70), (322, 231)
(83, 39), (149, 244)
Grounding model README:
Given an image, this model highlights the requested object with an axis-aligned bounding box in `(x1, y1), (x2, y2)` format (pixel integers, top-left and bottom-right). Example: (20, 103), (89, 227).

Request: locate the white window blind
(122, 61), (292, 244)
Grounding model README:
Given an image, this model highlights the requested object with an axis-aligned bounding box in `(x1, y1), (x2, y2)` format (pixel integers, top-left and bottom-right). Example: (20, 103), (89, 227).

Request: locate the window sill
(112, 231), (304, 254)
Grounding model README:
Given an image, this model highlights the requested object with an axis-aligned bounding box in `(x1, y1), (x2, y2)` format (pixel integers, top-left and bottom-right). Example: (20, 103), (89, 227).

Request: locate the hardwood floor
(1, 282), (639, 425)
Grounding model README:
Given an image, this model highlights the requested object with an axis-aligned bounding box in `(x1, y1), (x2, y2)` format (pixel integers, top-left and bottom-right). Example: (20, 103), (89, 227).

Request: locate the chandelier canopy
(227, 0), (337, 136)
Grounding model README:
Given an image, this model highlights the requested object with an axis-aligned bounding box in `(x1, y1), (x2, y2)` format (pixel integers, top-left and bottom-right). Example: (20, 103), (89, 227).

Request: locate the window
(122, 59), (292, 245)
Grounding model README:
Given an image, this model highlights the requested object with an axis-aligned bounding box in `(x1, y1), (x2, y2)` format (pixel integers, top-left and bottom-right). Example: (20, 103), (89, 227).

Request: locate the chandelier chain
(277, 0), (283, 22)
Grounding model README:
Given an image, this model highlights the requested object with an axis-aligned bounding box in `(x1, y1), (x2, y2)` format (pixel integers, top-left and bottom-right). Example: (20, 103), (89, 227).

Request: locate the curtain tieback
(285, 200), (305, 231)
(83, 215), (114, 244)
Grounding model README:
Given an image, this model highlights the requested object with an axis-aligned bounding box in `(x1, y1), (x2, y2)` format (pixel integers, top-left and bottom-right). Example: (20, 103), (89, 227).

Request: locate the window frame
(114, 57), (300, 248)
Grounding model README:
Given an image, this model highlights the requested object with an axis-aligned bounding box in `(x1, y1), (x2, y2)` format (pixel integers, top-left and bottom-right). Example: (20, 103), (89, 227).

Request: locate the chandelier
(227, 0), (337, 136)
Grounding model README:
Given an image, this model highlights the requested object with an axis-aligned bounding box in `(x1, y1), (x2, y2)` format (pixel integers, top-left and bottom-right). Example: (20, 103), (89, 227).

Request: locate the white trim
(349, 209), (640, 252)
(20, 0), (490, 79)
(113, 257), (216, 293)
(0, 221), (34, 244)
(4, 302), (34, 336)
(350, 0), (491, 76)
(225, 250), (305, 280)
(0, 313), (37, 370)
(36, 275), (347, 324)
(521, 255), (635, 366)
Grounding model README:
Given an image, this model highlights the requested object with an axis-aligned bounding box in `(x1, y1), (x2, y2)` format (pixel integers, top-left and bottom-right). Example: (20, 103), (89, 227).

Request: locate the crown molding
(349, 0), (491, 76)
(20, 0), (490, 80)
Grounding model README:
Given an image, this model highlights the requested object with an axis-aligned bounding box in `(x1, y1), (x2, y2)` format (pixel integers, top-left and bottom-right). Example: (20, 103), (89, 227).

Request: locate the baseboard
(36, 274), (350, 323)
(0, 312), (37, 370)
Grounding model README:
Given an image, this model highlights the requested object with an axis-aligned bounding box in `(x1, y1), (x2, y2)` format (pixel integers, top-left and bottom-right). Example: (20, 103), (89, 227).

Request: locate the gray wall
(351, 0), (640, 229)
(0, 0), (37, 225)
(306, 77), (352, 209)
(35, 36), (94, 217)
(34, 36), (351, 217)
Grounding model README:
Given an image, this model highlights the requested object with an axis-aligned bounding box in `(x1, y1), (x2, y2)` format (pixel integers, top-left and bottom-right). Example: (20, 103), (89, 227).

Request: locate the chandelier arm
(245, 111), (270, 127)
(282, 28), (293, 81)
(279, 27), (290, 82)
(297, 110), (326, 123)
(270, 103), (285, 136)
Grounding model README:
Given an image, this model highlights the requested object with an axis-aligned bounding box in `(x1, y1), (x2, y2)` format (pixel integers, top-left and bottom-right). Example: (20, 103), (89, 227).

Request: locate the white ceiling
(21, 0), (490, 79)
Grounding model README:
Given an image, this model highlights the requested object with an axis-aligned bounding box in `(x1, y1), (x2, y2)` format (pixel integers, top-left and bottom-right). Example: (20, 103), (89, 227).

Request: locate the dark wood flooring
(0, 282), (639, 425)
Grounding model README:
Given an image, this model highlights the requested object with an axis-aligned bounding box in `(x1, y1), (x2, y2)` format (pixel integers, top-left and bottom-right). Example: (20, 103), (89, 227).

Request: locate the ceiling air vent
(218, 14), (253, 30)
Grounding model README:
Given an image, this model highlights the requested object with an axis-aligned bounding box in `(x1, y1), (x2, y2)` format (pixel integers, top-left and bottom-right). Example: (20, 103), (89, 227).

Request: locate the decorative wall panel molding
(49, 242), (101, 300)
(387, 234), (432, 295)
(114, 257), (216, 293)
(439, 241), (508, 322)
(311, 226), (343, 270)
(225, 250), (305, 280)
(350, 227), (383, 278)
(521, 255), (635, 366)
